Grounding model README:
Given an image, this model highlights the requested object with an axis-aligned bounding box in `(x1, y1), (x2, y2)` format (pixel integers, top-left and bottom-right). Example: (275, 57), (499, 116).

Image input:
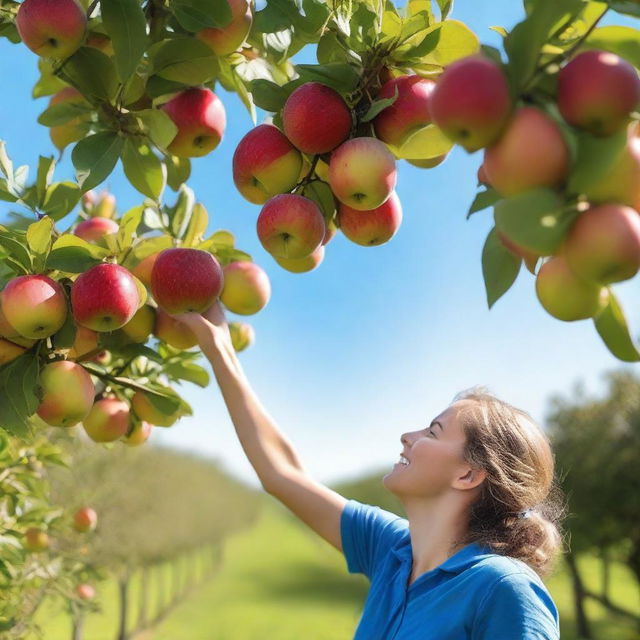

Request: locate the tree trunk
(565, 551), (592, 639)
(600, 545), (610, 603)
(137, 565), (149, 629)
(71, 612), (84, 640)
(116, 576), (129, 640)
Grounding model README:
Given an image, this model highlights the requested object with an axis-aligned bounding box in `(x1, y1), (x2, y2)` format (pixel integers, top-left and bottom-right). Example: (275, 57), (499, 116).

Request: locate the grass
(29, 497), (640, 639)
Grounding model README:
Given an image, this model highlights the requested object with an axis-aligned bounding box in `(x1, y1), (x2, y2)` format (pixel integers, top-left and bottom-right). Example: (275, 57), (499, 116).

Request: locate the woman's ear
(454, 466), (486, 491)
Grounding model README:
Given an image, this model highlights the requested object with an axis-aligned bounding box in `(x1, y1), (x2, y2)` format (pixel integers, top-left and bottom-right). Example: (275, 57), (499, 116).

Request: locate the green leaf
(26, 216), (54, 272)
(101, 0), (148, 83)
(121, 139), (166, 200)
(361, 85), (398, 123)
(467, 188), (501, 219)
(584, 26), (640, 75)
(0, 226), (32, 273)
(36, 155), (55, 206)
(250, 79), (289, 113)
(47, 235), (108, 272)
(72, 132), (123, 192)
(434, 0), (453, 20)
(301, 180), (336, 222)
(59, 47), (119, 101)
(41, 182), (82, 220)
(482, 227), (521, 308)
(130, 234), (173, 263)
(165, 155), (191, 191)
(135, 109), (178, 149)
(182, 203), (209, 248)
(0, 351), (39, 440)
(163, 360), (210, 387)
(152, 37), (218, 85)
(294, 63), (360, 93)
(504, 0), (584, 90)
(608, 1), (640, 18)
(493, 188), (575, 256)
(116, 205), (145, 253)
(594, 290), (640, 362)
(171, 0), (232, 32)
(169, 185), (196, 238)
(416, 20), (480, 66)
(37, 101), (90, 127)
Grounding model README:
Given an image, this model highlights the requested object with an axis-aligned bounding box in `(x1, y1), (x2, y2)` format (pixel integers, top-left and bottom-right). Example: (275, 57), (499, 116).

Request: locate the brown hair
(452, 386), (568, 579)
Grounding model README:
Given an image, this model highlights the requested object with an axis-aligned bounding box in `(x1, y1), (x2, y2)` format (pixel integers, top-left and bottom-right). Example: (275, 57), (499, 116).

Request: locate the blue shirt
(340, 499), (560, 640)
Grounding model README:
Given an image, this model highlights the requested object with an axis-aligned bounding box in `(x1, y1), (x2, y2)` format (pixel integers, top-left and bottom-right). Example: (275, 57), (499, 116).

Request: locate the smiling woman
(171, 302), (566, 640)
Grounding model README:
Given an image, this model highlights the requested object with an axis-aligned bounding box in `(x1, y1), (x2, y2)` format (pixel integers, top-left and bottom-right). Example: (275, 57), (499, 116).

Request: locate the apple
(67, 325), (99, 359)
(47, 86), (89, 150)
(374, 75), (436, 146)
(153, 309), (199, 349)
(322, 218), (337, 245)
(119, 305), (155, 343)
(151, 248), (224, 314)
(131, 252), (160, 288)
(282, 82), (352, 154)
(122, 420), (153, 446)
(197, 0), (252, 55)
(429, 55), (512, 151)
(1, 275), (67, 339)
(73, 506), (97, 533)
(337, 191), (403, 246)
(16, 0), (87, 59)
(131, 391), (181, 427)
(535, 255), (605, 322)
(274, 244), (325, 273)
(406, 154), (447, 169)
(74, 217), (119, 242)
(483, 107), (570, 196)
(161, 87), (226, 158)
(83, 397), (130, 442)
(24, 527), (49, 552)
(0, 338), (27, 365)
(36, 360), (95, 427)
(477, 163), (490, 185)
(75, 584), (96, 600)
(257, 194), (326, 259)
(71, 264), (139, 331)
(558, 50), (640, 136)
(220, 262), (271, 315)
(92, 191), (116, 218)
(328, 137), (397, 211)
(86, 31), (113, 55)
(90, 349), (111, 365)
(563, 204), (640, 284)
(584, 131), (640, 211)
(314, 158), (330, 182)
(232, 124), (303, 204)
(229, 321), (255, 352)
(497, 231), (539, 273)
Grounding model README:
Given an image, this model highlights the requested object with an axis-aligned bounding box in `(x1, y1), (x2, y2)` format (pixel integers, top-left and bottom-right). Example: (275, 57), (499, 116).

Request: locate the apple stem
(86, 0), (99, 17)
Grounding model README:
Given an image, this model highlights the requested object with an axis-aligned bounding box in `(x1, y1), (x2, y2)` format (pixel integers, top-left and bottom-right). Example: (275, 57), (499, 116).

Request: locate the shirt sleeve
(340, 499), (407, 580)
(472, 571), (560, 640)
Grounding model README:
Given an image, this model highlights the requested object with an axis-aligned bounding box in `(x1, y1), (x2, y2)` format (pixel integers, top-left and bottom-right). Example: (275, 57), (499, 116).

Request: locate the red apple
(558, 50), (640, 136)
(48, 86), (89, 151)
(119, 305), (155, 343)
(73, 217), (119, 242)
(91, 191), (116, 218)
(71, 264), (140, 331)
(429, 55), (512, 151)
(564, 204), (640, 284)
(197, 0), (252, 55)
(0, 339), (27, 365)
(220, 262), (271, 315)
(274, 244), (325, 273)
(24, 527), (49, 552)
(483, 107), (570, 196)
(161, 87), (226, 158)
(67, 325), (99, 359)
(153, 309), (199, 349)
(328, 137), (397, 210)
(282, 82), (352, 154)
(1, 275), (67, 339)
(131, 391), (181, 427)
(73, 506), (97, 533)
(257, 194), (326, 259)
(374, 75), (436, 146)
(337, 191), (403, 246)
(37, 360), (95, 427)
(131, 252), (160, 289)
(16, 0), (87, 59)
(83, 397), (130, 442)
(75, 583), (96, 600)
(232, 124), (303, 204)
(122, 420), (152, 446)
(535, 255), (605, 322)
(151, 248), (224, 314)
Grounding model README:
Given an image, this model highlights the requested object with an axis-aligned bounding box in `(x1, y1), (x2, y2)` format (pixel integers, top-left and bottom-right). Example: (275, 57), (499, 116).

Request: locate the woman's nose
(401, 433), (411, 447)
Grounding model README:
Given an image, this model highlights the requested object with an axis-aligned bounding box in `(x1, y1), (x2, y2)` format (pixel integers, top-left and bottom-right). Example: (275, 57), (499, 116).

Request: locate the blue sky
(1, 2), (638, 489)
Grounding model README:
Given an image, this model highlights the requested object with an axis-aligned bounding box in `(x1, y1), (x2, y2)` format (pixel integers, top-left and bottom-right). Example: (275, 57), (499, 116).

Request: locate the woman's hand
(170, 300), (231, 355)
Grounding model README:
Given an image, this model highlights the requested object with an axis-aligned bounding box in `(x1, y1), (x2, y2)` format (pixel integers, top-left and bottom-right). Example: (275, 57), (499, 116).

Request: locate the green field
(32, 497), (640, 640)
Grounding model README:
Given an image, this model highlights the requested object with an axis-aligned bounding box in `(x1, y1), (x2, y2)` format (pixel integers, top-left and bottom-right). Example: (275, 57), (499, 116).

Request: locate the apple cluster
(0, 192), (272, 443)
(428, 51), (640, 322)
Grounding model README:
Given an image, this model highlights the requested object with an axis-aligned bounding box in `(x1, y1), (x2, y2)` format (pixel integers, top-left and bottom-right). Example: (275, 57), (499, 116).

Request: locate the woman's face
(383, 400), (481, 499)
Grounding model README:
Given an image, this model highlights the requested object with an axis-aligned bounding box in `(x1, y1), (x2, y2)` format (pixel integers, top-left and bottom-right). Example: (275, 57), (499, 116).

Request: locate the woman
(173, 301), (566, 639)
